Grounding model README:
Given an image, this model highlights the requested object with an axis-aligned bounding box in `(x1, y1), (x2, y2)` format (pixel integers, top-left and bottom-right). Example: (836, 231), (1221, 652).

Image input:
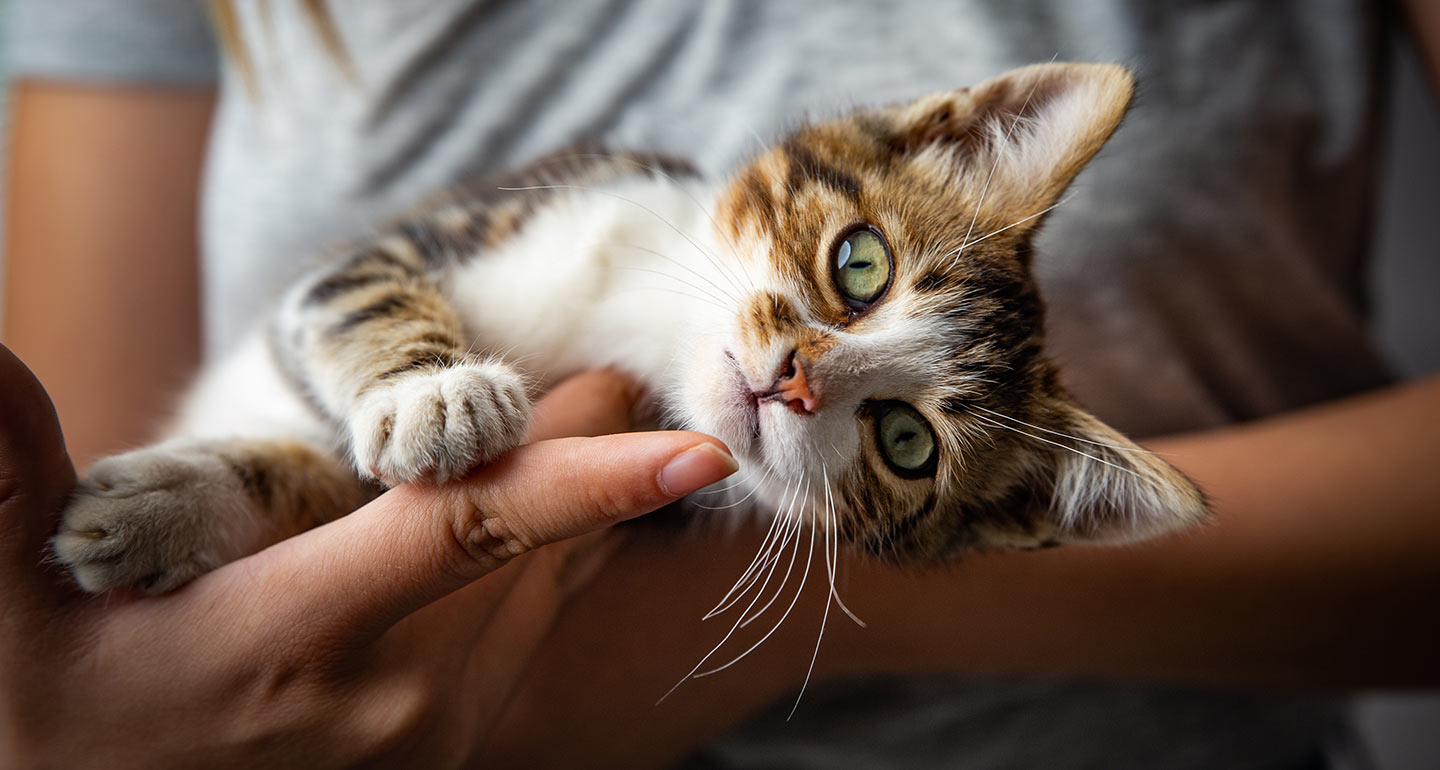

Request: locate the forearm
(1399, 0), (1440, 95)
(2, 83), (214, 468)
(493, 378), (1440, 768)
(830, 375), (1440, 687)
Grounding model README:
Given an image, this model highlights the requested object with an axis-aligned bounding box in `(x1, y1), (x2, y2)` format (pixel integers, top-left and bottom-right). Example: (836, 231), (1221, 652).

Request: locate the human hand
(0, 344), (737, 769)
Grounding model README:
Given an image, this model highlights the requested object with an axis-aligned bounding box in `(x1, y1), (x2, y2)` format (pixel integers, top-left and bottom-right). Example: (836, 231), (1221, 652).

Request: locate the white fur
(348, 360), (530, 483)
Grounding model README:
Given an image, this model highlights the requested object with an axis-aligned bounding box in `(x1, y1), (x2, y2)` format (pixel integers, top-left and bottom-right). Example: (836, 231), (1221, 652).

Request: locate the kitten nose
(773, 351), (820, 414)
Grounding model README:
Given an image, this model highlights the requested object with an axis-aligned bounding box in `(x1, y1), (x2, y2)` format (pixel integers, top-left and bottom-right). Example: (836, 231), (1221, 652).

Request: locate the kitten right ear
(1034, 402), (1208, 546)
(879, 62), (1135, 224)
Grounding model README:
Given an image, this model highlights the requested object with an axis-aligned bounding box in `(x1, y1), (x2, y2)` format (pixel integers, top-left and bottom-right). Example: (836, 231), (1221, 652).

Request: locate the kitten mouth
(725, 351), (763, 442)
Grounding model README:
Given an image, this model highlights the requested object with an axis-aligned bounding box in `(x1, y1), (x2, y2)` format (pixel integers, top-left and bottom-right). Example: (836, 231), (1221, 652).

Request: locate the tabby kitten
(55, 62), (1205, 596)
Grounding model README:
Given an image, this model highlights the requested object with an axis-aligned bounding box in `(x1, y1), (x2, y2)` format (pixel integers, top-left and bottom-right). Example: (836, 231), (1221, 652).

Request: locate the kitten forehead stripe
(782, 139), (862, 200)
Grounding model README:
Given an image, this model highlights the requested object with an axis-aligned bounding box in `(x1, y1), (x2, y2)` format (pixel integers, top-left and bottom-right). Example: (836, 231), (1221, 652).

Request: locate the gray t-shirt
(7, 1), (1389, 767)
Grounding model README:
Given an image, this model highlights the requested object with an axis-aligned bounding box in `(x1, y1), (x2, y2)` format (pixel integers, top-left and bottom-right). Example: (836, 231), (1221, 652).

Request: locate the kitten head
(676, 62), (1206, 559)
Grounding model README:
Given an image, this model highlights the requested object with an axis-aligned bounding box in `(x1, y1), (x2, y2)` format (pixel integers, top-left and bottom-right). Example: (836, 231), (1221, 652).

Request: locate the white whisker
(971, 414), (1145, 480)
(659, 478), (804, 704)
(689, 470), (757, 497)
(970, 403), (1164, 455)
(704, 513), (796, 621)
(950, 79), (1043, 270)
(950, 194), (1074, 257)
(620, 287), (730, 312)
(790, 466), (838, 719)
(556, 152), (756, 292)
(613, 242), (741, 304)
(614, 266), (732, 308)
(821, 469), (866, 628)
(690, 466), (773, 511)
(698, 480), (817, 678)
(739, 478), (809, 628)
(499, 183), (750, 300)
(703, 475), (792, 619)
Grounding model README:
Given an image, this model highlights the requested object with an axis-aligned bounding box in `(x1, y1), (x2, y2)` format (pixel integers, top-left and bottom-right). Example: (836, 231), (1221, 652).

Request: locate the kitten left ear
(886, 62), (1135, 221)
(1034, 400), (1207, 546)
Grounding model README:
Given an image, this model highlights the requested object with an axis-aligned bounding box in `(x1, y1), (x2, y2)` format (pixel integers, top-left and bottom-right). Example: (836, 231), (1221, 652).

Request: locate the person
(2, 1), (1437, 768)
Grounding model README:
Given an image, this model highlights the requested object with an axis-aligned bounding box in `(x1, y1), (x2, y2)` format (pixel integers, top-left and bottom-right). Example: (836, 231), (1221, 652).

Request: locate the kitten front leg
(55, 438), (372, 594)
(275, 233), (531, 484)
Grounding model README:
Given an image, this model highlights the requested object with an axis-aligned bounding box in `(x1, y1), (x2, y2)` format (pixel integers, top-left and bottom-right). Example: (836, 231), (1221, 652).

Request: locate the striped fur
(56, 63), (1206, 594)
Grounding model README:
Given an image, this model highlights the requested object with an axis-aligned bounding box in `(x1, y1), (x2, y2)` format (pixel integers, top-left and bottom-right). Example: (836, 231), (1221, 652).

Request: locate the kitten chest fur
(444, 177), (726, 396)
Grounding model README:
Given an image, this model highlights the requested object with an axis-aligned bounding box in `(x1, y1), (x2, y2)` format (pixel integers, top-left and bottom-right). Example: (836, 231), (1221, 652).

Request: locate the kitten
(54, 62), (1206, 596)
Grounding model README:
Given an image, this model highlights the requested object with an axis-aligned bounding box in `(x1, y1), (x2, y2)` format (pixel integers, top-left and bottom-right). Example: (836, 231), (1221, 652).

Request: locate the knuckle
(449, 489), (532, 577)
(579, 479), (644, 525)
(349, 675), (440, 763)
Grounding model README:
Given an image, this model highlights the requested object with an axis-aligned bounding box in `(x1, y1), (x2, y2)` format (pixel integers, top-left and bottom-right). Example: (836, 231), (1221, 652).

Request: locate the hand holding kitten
(0, 346), (735, 769)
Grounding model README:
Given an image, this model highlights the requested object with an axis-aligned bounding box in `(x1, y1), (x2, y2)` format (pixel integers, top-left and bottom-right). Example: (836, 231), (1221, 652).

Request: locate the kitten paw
(53, 447), (258, 594)
(349, 362), (531, 484)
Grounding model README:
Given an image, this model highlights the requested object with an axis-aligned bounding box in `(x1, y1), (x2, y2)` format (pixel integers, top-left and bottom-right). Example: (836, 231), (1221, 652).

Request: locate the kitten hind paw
(349, 361), (531, 485)
(53, 447), (256, 594)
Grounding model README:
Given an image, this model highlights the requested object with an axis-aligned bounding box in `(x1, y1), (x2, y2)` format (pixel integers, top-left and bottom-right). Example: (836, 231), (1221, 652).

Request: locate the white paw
(53, 446), (257, 594)
(349, 362), (531, 484)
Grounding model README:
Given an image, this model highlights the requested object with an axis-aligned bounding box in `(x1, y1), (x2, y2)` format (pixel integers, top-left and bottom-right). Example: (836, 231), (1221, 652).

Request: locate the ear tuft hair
(1042, 406), (1207, 546)
(881, 62), (1135, 225)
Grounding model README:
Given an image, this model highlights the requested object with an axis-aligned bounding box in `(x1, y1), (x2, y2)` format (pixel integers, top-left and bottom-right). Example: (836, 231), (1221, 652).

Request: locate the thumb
(257, 431), (736, 641)
(0, 344), (77, 592)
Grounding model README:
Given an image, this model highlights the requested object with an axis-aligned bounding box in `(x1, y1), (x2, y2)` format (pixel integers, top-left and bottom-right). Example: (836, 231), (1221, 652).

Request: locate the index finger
(255, 431), (737, 642)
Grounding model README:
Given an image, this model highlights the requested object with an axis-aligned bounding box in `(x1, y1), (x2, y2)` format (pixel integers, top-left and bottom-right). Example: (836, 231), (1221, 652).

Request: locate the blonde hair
(207, 0), (358, 98)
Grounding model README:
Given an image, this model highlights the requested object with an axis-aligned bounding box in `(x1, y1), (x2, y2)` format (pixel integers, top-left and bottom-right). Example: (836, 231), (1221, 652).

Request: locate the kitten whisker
(620, 287), (730, 313)
(790, 466), (838, 719)
(946, 194), (1076, 258)
(689, 471), (756, 496)
(950, 79), (1042, 270)
(739, 477), (810, 628)
(554, 152), (757, 293)
(705, 515), (796, 622)
(970, 404), (1166, 455)
(698, 479), (817, 678)
(703, 475), (792, 619)
(498, 183), (750, 301)
(614, 266), (733, 309)
(970, 413), (1147, 480)
(613, 242), (741, 304)
(659, 477), (804, 704)
(820, 466), (866, 628)
(690, 465), (773, 510)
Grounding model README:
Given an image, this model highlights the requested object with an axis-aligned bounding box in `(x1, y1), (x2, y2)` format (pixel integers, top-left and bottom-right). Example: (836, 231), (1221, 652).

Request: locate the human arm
(0, 350), (738, 769)
(2, 82), (214, 469)
(1399, 0), (1440, 94)
(487, 375), (1440, 768)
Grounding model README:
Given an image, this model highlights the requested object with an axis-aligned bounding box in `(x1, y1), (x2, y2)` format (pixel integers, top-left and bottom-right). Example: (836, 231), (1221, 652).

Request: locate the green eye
(875, 402), (937, 476)
(833, 227), (892, 305)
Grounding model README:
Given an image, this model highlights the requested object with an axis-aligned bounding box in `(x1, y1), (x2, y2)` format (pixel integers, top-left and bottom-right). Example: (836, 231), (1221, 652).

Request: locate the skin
(486, 376), (1440, 768)
(0, 350), (737, 768)
(1, 2), (1437, 766)
(2, 83), (213, 470)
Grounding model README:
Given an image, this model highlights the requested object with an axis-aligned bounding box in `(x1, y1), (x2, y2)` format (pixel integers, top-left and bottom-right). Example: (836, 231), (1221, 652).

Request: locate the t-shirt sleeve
(6, 0), (220, 85)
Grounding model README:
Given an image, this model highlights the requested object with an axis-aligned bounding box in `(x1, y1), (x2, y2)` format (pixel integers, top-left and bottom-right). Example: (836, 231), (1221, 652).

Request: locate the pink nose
(774, 352), (820, 414)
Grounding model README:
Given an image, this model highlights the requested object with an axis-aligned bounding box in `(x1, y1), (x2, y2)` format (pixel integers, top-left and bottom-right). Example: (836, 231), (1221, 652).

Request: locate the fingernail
(659, 442), (739, 497)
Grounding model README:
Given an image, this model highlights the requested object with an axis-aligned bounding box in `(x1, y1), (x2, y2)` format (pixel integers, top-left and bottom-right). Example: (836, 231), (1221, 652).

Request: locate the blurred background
(0, 3), (1434, 768)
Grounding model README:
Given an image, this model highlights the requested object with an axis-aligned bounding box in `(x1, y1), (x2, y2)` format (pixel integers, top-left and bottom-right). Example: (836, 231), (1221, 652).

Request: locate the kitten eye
(874, 401), (937, 476)
(833, 227), (892, 306)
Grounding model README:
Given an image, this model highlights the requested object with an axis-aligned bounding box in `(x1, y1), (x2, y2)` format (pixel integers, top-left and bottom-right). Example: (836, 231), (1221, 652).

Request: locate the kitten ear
(1030, 400), (1207, 546)
(885, 62), (1134, 221)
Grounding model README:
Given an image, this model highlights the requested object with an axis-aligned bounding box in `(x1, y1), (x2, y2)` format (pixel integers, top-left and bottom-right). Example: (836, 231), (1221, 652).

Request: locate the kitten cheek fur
(711, 62), (1205, 559)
